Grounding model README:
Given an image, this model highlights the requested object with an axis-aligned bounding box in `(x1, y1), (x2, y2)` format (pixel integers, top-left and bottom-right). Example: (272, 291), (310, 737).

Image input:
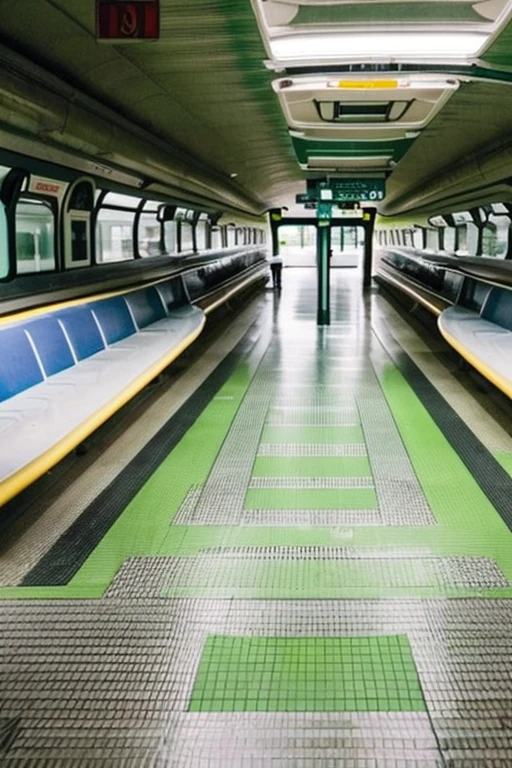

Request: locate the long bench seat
(438, 285), (512, 398)
(0, 279), (205, 507)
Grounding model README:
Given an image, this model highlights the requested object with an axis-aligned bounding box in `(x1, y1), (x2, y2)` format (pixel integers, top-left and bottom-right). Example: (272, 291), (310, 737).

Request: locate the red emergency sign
(96, 0), (159, 40)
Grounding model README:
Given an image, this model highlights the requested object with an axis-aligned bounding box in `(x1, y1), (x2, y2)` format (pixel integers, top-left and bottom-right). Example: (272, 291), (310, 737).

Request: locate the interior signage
(28, 176), (66, 198)
(97, 0), (160, 40)
(298, 178), (385, 205)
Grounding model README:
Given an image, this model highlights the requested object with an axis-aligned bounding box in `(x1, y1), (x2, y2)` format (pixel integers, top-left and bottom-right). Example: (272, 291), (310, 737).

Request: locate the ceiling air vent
(316, 101), (410, 123)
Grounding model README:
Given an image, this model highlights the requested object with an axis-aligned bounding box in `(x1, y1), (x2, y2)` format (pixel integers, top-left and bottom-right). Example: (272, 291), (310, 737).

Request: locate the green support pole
(339, 226), (344, 252)
(271, 221), (280, 256)
(316, 223), (331, 325)
(362, 208), (377, 288)
(269, 210), (282, 256)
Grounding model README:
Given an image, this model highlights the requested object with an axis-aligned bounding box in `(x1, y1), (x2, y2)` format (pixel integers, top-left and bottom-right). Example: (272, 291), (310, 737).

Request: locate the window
(0, 167), (10, 278)
(96, 193), (141, 263)
(16, 198), (55, 274)
(196, 214), (208, 251)
(482, 214), (510, 258)
(444, 228), (456, 252)
(96, 208), (135, 262)
(163, 220), (178, 254)
(0, 204), (8, 278)
(211, 226), (222, 250)
(426, 228), (438, 251)
(466, 223), (479, 255)
(227, 226), (236, 248)
(456, 225), (467, 254)
(180, 221), (194, 253)
(103, 192), (142, 208)
(413, 229), (423, 249)
(138, 201), (161, 257)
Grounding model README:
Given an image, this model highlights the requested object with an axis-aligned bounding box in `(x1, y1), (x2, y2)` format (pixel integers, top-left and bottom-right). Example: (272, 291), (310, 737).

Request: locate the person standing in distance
(268, 253), (283, 290)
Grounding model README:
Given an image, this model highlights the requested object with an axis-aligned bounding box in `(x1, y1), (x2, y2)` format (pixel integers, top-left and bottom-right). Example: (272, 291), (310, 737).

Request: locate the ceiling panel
(0, 0), (301, 212)
(0, 0), (511, 215)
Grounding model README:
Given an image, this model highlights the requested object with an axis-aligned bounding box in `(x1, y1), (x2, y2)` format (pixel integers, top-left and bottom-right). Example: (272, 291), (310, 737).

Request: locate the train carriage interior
(1, 0), (512, 765)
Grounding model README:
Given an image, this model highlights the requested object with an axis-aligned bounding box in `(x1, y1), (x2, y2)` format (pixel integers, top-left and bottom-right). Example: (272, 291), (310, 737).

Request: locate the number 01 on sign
(96, 0), (160, 41)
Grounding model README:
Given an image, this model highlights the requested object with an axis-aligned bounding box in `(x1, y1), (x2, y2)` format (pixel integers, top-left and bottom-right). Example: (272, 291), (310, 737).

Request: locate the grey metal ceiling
(0, 0), (512, 215)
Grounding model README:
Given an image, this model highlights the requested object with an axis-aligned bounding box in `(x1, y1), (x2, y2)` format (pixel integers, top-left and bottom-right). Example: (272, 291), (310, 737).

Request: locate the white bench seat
(0, 282), (205, 507)
(438, 305), (512, 398)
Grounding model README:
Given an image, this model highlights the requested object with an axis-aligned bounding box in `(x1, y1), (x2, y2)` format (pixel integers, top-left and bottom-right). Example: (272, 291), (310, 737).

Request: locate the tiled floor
(189, 634), (425, 713)
(1, 268), (512, 765)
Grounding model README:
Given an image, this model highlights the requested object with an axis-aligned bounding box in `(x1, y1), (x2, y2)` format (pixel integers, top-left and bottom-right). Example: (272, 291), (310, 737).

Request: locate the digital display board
(297, 178), (385, 204)
(329, 179), (385, 202)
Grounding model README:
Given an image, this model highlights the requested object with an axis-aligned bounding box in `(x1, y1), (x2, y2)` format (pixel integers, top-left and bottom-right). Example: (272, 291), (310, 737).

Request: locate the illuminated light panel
(270, 31), (488, 61)
(304, 155), (393, 170)
(335, 80), (399, 89)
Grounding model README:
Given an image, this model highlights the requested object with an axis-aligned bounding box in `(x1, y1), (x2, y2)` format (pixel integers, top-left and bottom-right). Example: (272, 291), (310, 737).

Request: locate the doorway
(330, 225), (363, 267)
(278, 225), (316, 267)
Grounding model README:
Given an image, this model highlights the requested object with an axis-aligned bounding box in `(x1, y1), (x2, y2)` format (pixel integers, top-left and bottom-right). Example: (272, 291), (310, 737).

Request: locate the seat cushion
(0, 327), (44, 402)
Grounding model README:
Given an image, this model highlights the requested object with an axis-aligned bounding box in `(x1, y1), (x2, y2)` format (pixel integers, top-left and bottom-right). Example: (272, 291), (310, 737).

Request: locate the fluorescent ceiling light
(270, 31), (488, 60)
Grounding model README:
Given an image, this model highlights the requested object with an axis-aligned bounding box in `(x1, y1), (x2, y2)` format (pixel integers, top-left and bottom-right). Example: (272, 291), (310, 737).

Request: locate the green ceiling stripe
(291, 136), (415, 166)
(482, 20), (512, 67)
(293, 3), (481, 26)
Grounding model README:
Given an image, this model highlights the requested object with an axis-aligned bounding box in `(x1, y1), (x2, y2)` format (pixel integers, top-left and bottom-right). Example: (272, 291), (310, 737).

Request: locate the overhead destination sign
(97, 0), (160, 40)
(296, 178), (385, 205)
(330, 179), (385, 202)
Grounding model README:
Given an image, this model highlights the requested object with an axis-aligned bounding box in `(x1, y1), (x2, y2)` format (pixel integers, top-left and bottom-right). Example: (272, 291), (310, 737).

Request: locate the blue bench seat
(0, 282), (205, 506)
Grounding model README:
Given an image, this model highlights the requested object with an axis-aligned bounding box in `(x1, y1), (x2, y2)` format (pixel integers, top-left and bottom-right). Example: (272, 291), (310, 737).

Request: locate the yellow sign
(337, 80), (398, 89)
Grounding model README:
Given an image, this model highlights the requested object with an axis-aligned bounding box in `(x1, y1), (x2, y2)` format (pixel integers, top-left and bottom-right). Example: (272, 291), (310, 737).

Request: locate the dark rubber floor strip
(0, 717), (21, 754)
(23, 317), (268, 586)
(374, 318), (512, 529)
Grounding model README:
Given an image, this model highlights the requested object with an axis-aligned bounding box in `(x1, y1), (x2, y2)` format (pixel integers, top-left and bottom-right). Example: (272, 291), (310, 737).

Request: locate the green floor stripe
(252, 456), (372, 478)
(244, 488), (378, 510)
(379, 365), (510, 534)
(65, 364), (256, 593)
(189, 635), (426, 713)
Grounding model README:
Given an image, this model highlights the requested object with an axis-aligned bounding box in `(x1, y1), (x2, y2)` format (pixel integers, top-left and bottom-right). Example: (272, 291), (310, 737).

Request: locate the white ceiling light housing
(303, 155), (393, 171)
(270, 31), (488, 64)
(274, 75), (460, 142)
